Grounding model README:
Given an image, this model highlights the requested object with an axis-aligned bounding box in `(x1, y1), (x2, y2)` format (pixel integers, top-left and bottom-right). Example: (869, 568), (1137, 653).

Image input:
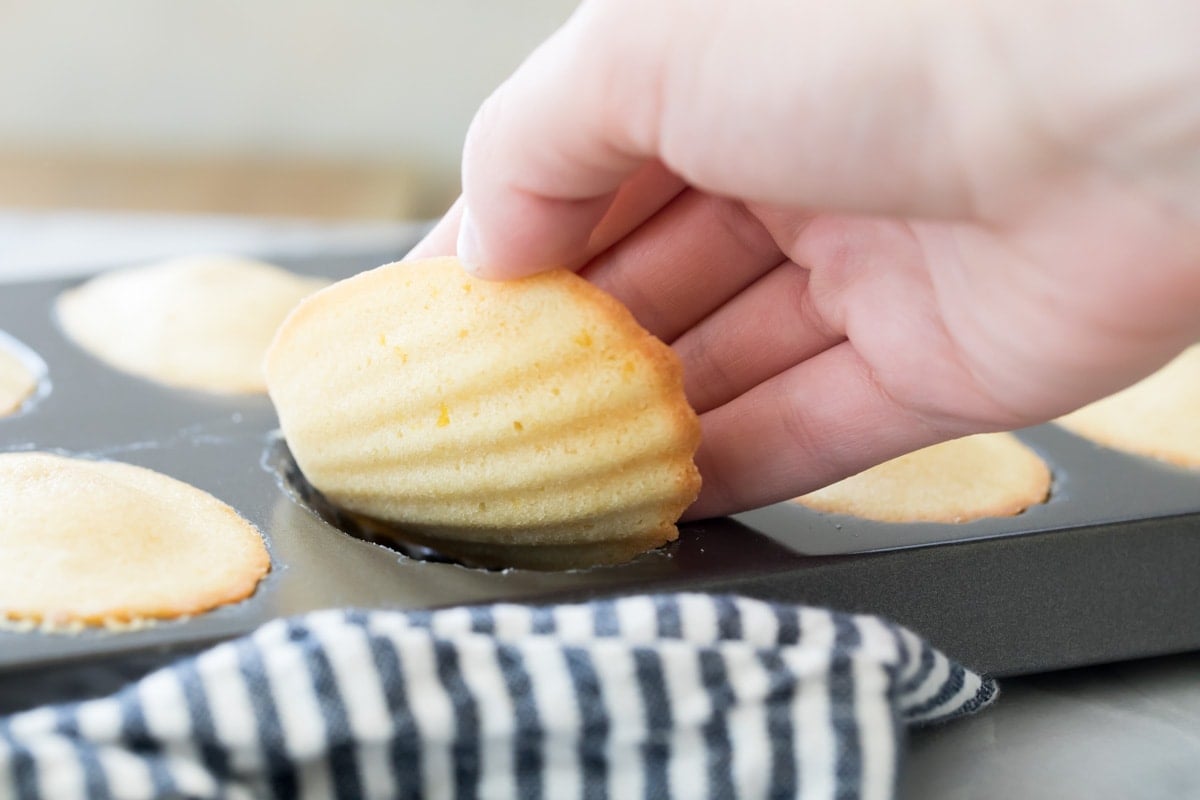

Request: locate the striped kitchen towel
(0, 593), (995, 800)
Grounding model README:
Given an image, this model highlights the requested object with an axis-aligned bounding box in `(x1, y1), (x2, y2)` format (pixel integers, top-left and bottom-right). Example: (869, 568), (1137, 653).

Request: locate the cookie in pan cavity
(0, 452), (270, 629)
(264, 257), (701, 570)
(794, 433), (1051, 523)
(0, 333), (41, 417)
(1057, 344), (1200, 467)
(56, 255), (328, 394)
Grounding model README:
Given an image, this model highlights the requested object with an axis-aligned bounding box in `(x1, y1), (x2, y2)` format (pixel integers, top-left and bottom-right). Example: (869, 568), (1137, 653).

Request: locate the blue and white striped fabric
(0, 594), (995, 799)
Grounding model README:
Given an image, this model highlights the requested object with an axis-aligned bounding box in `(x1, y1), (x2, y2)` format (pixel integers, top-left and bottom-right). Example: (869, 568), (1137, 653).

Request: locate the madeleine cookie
(57, 255), (328, 394)
(1057, 345), (1200, 467)
(794, 433), (1051, 523)
(0, 452), (270, 628)
(0, 338), (37, 417)
(265, 257), (701, 570)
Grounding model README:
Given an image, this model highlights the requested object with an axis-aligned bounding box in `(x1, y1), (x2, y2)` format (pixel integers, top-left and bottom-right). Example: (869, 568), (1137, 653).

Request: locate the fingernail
(456, 208), (484, 274)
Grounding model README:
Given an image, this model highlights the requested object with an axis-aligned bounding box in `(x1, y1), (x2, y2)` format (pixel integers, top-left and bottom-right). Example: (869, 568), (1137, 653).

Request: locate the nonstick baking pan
(2, 245), (1198, 714)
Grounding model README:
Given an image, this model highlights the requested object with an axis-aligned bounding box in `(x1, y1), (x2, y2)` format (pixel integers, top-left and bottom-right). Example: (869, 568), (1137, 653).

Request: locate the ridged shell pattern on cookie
(265, 258), (701, 568)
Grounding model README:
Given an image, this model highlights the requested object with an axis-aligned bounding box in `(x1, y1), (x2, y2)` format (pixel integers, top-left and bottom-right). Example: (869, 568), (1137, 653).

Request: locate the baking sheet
(2, 247), (1199, 707)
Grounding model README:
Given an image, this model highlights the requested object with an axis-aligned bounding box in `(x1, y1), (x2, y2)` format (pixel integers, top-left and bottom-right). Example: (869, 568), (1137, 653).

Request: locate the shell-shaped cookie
(57, 255), (328, 394)
(0, 452), (269, 628)
(1056, 344), (1200, 466)
(265, 257), (701, 569)
(0, 332), (41, 417)
(794, 433), (1051, 523)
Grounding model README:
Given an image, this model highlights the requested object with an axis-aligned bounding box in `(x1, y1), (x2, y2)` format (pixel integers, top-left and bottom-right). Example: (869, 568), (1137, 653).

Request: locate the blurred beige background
(0, 0), (577, 219)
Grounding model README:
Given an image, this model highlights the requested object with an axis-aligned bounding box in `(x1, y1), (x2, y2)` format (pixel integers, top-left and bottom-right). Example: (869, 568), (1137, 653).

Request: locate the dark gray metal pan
(2, 247), (1198, 713)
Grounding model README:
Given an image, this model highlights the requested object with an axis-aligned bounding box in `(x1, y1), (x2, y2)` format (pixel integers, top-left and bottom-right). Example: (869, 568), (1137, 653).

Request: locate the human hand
(409, 0), (1200, 518)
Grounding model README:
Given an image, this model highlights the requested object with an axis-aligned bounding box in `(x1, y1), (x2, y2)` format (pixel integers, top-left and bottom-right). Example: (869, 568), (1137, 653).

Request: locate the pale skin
(409, 0), (1200, 519)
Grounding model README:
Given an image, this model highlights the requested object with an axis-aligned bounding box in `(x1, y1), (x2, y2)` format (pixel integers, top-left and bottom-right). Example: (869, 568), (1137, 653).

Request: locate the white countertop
(905, 651), (1200, 799)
